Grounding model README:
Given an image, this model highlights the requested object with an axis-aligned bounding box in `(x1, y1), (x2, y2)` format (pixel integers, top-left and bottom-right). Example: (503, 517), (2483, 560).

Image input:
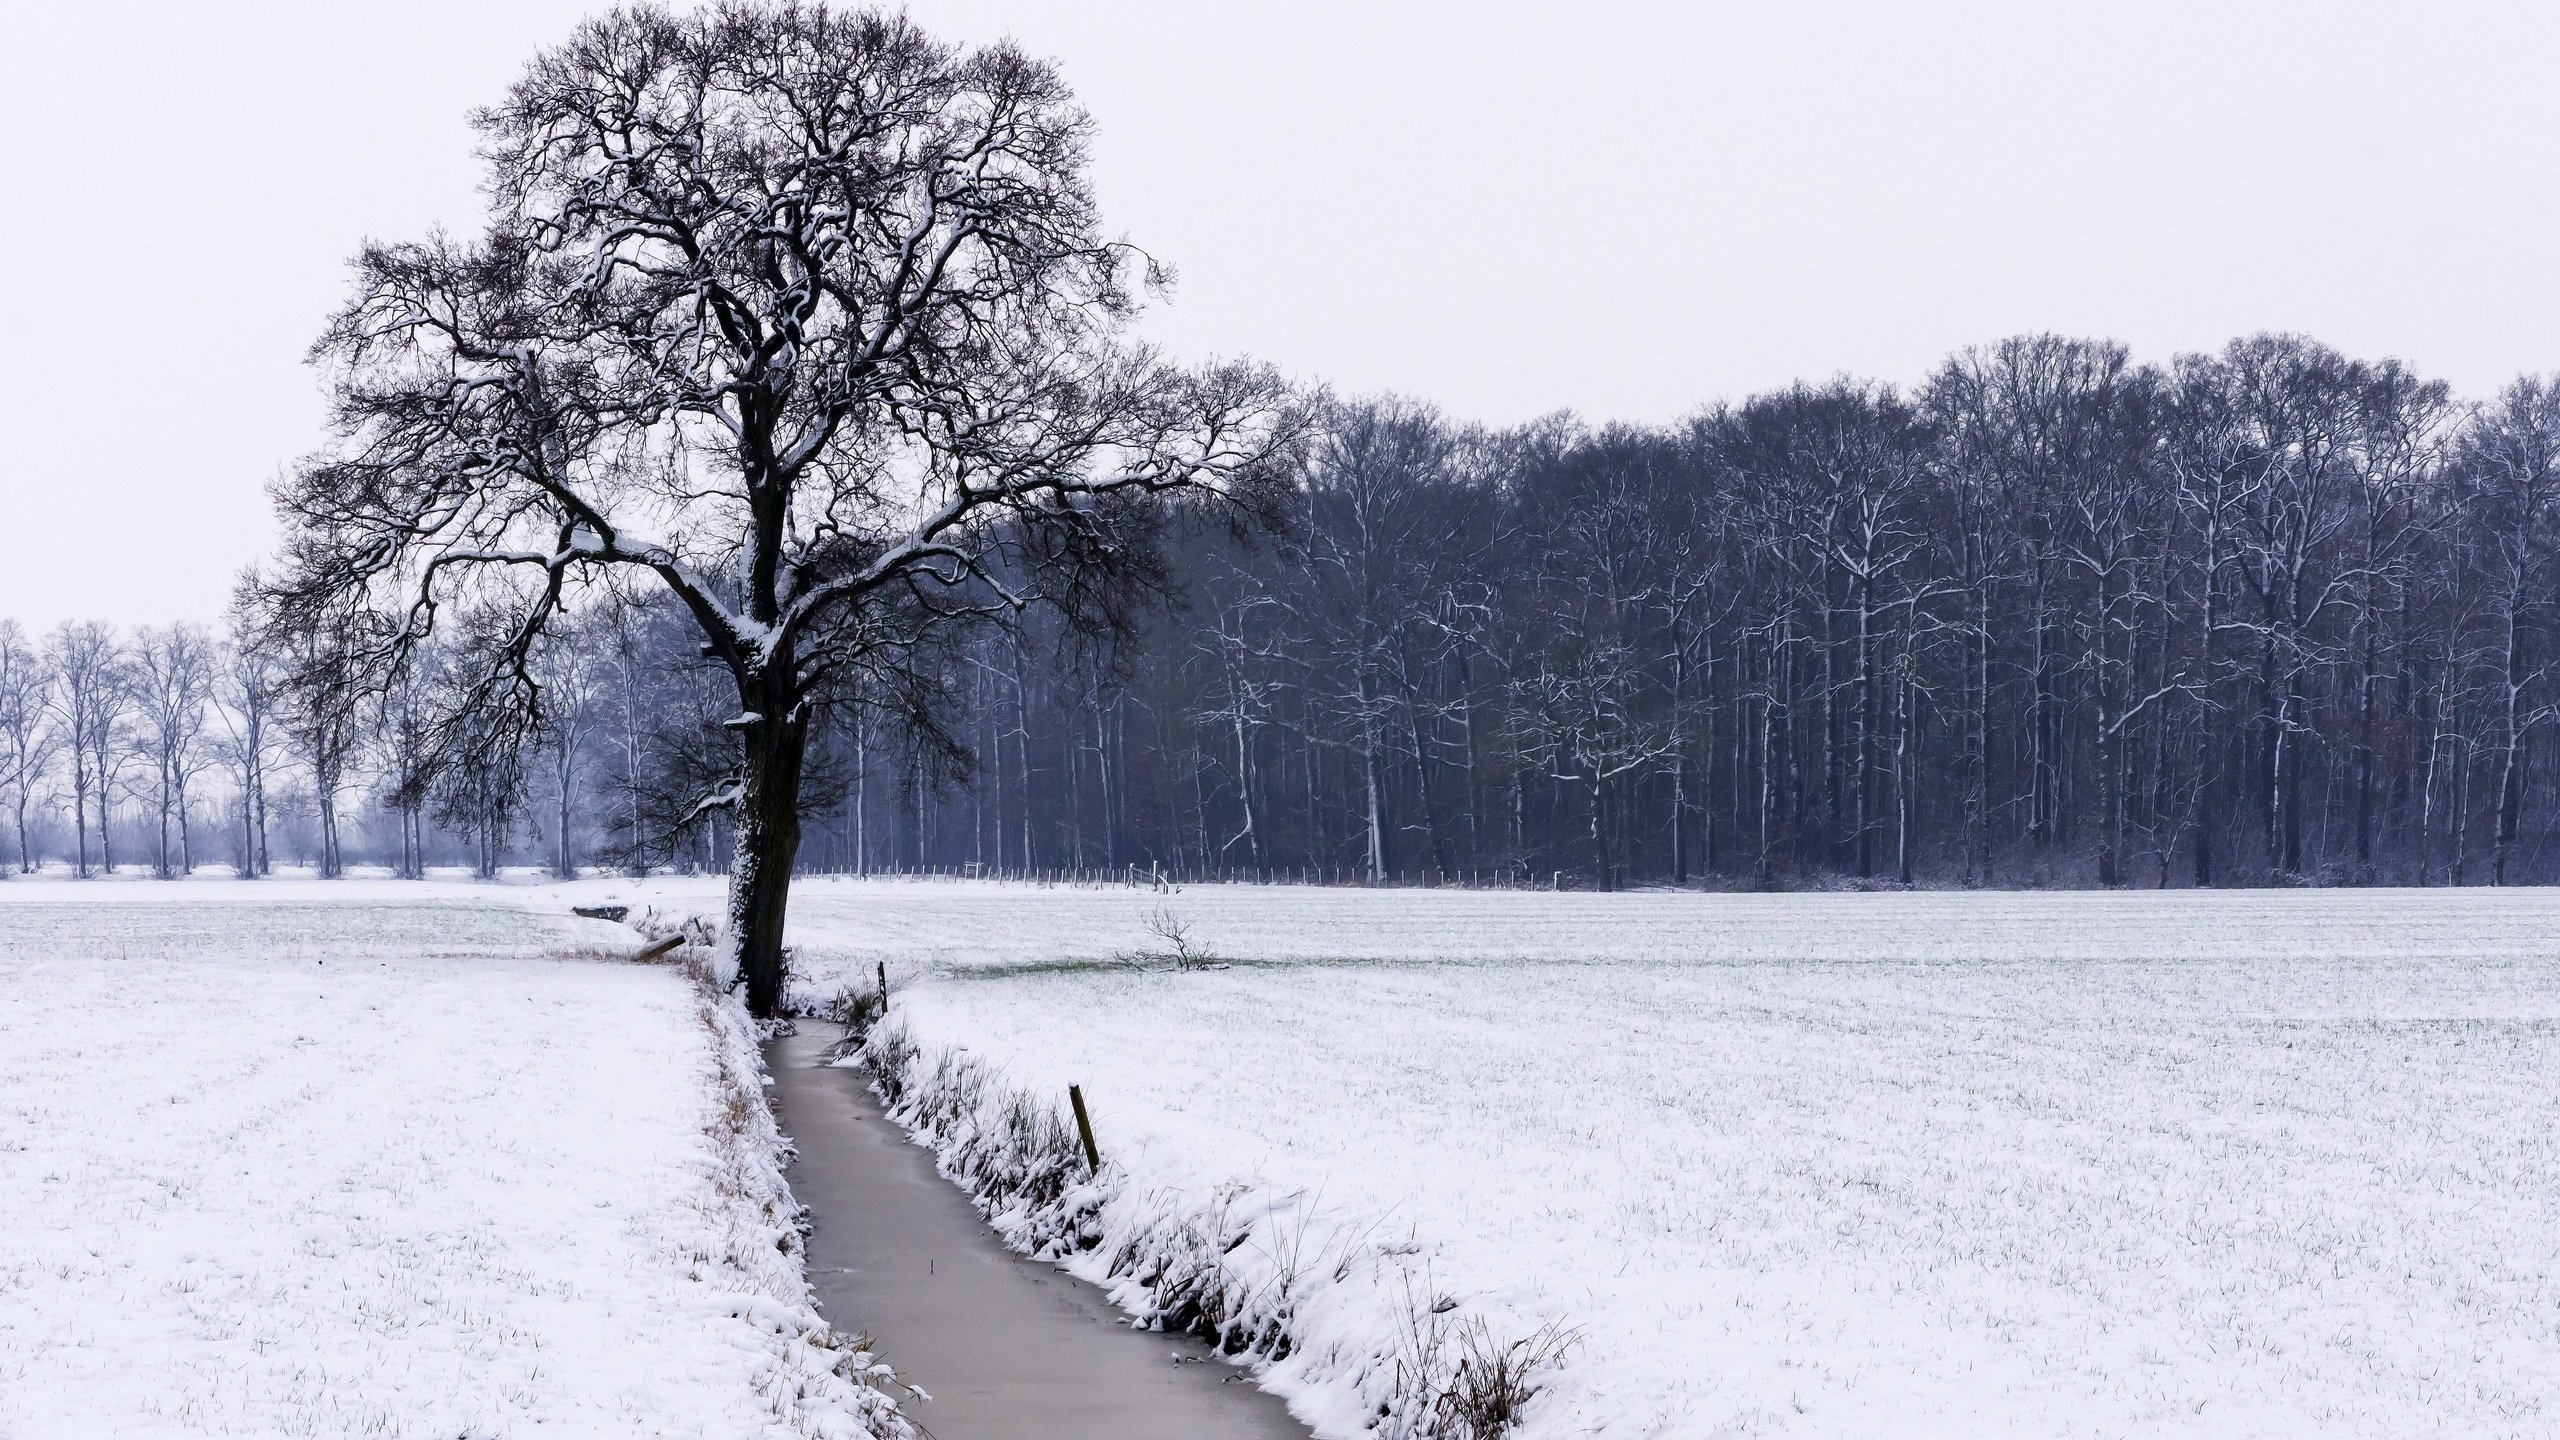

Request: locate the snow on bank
(728, 878), (2560, 1440)
(0, 888), (903, 1439)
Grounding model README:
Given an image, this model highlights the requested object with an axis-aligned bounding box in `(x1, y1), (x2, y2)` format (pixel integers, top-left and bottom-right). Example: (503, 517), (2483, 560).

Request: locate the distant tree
(431, 694), (528, 882)
(2340, 361), (2452, 880)
(272, 620), (364, 878)
(0, 621), (56, 873)
(2449, 375), (2560, 885)
(1292, 397), (1464, 882)
(212, 593), (284, 878)
(602, 587), (656, 874)
(534, 615), (606, 880)
(131, 622), (218, 877)
(2215, 336), (2367, 878)
(45, 622), (125, 877)
(371, 660), (433, 879)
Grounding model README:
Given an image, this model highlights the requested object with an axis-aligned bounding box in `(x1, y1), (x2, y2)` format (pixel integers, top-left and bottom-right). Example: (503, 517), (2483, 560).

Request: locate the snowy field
(725, 878), (2560, 1440)
(0, 882), (893, 1439)
(16, 874), (2555, 1439)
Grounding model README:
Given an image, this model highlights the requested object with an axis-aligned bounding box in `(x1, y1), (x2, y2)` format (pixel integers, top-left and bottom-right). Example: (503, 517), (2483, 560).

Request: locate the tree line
(858, 332), (2560, 892)
(18, 331), (2556, 893)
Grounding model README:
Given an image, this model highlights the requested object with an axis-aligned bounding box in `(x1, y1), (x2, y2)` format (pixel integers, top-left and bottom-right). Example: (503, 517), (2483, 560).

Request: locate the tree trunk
(1403, 683), (1454, 876)
(317, 790), (338, 879)
(1894, 643), (1916, 885)
(554, 739), (577, 880)
(1853, 577), (1875, 880)
(251, 758), (269, 878)
(1232, 705), (1262, 869)
(73, 764), (90, 878)
(2095, 567), (2123, 888)
(2028, 566), (2053, 851)
(239, 771), (256, 878)
(1971, 589), (1991, 884)
(2354, 610), (2379, 876)
(728, 691), (810, 1020)
(2451, 732), (2476, 885)
(854, 717), (870, 877)
(2494, 612), (2526, 886)
(96, 756), (115, 875)
(1588, 766), (1610, 889)
(1360, 672), (1387, 882)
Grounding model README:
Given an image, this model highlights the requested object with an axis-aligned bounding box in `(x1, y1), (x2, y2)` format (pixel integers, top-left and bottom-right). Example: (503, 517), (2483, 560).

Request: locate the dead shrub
(1114, 906), (1226, 971)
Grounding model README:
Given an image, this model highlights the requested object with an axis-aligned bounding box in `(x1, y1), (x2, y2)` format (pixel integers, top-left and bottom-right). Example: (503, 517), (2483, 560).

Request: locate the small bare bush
(1117, 906), (1224, 971)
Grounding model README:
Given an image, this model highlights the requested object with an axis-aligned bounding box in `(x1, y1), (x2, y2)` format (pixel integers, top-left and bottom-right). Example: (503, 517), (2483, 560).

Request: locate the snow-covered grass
(0, 883), (901, 1439)
(724, 878), (2560, 1440)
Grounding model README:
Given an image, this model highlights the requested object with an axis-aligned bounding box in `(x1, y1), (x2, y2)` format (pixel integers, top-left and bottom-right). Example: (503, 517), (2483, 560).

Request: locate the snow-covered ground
(728, 877), (2560, 1440)
(22, 871), (2556, 1438)
(0, 881), (898, 1439)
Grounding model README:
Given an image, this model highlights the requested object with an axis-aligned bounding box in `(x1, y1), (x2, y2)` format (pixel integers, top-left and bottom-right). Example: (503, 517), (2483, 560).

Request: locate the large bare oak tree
(268, 3), (1296, 1014)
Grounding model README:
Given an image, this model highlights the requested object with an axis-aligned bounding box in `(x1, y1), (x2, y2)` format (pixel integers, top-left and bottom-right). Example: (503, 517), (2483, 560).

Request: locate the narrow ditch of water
(764, 1021), (1312, 1440)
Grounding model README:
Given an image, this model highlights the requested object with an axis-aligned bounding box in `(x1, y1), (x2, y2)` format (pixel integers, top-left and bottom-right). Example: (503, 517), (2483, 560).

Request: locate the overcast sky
(4, 0), (2557, 629)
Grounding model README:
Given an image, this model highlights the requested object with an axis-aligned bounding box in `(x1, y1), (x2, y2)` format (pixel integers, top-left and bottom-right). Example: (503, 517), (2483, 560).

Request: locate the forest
(7, 329), (2558, 891)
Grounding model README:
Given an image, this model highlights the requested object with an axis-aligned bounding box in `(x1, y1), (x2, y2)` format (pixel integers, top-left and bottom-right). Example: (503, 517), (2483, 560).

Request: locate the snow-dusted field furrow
(0, 888), (893, 1439)
(743, 879), (2560, 1440)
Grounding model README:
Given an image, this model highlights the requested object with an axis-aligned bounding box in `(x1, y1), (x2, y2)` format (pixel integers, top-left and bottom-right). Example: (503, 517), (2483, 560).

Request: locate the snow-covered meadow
(0, 881), (897, 1439)
(14, 873), (2554, 1440)
(742, 878), (2560, 1440)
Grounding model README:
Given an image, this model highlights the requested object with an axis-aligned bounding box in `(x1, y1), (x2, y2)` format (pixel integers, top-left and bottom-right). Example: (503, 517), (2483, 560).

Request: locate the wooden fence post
(1068, 1084), (1101, 1174)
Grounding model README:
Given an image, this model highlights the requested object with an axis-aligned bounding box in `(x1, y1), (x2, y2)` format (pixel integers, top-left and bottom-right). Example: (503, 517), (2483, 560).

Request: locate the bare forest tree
(131, 622), (217, 876)
(213, 593), (283, 878)
(273, 623), (363, 879)
(2451, 376), (2560, 886)
(0, 621), (55, 874)
(372, 659), (433, 879)
(45, 622), (124, 877)
(535, 615), (606, 879)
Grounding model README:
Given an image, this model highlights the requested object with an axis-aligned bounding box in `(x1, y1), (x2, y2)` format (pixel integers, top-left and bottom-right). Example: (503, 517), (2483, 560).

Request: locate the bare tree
(0, 621), (56, 874)
(1291, 398), (1463, 881)
(212, 600), (283, 878)
(2341, 361), (2452, 878)
(536, 616), (606, 879)
(2451, 376), (2560, 885)
(273, 622), (363, 878)
(266, 5), (1294, 1013)
(372, 660), (433, 878)
(45, 622), (126, 878)
(430, 667), (530, 881)
(132, 622), (218, 877)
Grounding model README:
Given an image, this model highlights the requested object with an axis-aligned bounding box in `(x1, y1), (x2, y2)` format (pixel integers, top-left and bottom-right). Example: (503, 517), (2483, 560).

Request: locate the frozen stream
(765, 1022), (1311, 1440)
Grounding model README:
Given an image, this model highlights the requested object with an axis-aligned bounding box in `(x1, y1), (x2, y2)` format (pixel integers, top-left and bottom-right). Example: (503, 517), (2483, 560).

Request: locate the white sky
(4, 0), (2557, 629)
